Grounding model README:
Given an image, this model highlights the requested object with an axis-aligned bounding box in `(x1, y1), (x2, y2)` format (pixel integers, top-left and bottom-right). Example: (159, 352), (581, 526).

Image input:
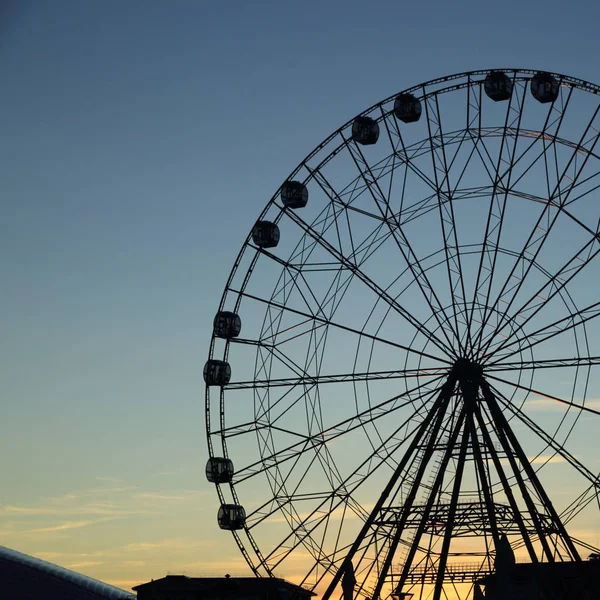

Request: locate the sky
(3, 0), (600, 595)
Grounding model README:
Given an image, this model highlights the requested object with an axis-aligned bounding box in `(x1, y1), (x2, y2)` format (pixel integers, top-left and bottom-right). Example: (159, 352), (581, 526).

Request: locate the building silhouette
(476, 552), (600, 600)
(133, 574), (315, 600)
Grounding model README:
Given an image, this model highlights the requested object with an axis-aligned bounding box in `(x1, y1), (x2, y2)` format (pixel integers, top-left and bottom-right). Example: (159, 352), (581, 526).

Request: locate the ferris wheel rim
(205, 68), (600, 594)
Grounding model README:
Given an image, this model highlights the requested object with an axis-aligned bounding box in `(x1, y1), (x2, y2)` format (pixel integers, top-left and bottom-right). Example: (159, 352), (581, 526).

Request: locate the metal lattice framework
(205, 69), (600, 600)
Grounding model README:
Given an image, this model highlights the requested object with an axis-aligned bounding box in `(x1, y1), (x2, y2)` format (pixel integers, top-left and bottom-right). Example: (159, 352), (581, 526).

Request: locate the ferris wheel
(204, 69), (600, 600)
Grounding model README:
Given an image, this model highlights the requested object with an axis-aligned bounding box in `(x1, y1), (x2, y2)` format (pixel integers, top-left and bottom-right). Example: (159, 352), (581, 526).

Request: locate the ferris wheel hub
(451, 358), (484, 383)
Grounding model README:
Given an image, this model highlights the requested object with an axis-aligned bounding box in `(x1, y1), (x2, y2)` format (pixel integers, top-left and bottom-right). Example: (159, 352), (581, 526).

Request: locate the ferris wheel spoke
(432, 126), (505, 353)
(307, 136), (442, 232)
(280, 264), (336, 323)
(422, 92), (474, 355)
(489, 384), (599, 486)
(226, 366), (446, 390)
(562, 171), (600, 208)
(468, 81), (527, 352)
(266, 197), (416, 339)
(480, 230), (600, 360)
(259, 343), (309, 381)
(305, 164), (412, 274)
(486, 298), (600, 364)
(211, 418), (310, 442)
(386, 111), (485, 231)
(472, 191), (558, 358)
(231, 375), (445, 484)
(277, 168), (411, 298)
(475, 101), (600, 358)
(382, 120), (401, 219)
(472, 163), (567, 352)
(306, 162), (386, 223)
(233, 289), (452, 365)
(278, 206), (456, 356)
(470, 84), (575, 343)
(493, 81), (576, 194)
(253, 349), (338, 431)
(484, 373), (600, 417)
(379, 108), (439, 196)
(245, 446), (340, 532)
(257, 384), (445, 571)
(559, 483), (600, 526)
(485, 355), (600, 372)
(305, 165), (384, 237)
(480, 202), (600, 361)
(343, 135), (461, 351)
(379, 111), (468, 239)
(263, 442), (356, 542)
(341, 136), (460, 355)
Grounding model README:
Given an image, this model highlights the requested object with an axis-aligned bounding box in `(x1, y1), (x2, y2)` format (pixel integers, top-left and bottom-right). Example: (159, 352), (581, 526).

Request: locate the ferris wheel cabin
(203, 359), (231, 386)
(352, 116), (380, 145)
(281, 181), (308, 209)
(252, 220), (280, 248)
(484, 71), (513, 101)
(531, 71), (560, 103)
(393, 93), (422, 123)
(217, 504), (246, 531)
(205, 457), (234, 484)
(213, 311), (242, 339)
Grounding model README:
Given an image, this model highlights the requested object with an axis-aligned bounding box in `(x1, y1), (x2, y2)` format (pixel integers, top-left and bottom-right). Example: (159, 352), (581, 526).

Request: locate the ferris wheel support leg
(470, 395), (540, 562)
(431, 382), (477, 600)
(466, 408), (502, 567)
(482, 394), (556, 562)
(319, 375), (458, 600)
(371, 401), (468, 600)
(478, 389), (572, 600)
(480, 380), (582, 562)
(387, 405), (469, 600)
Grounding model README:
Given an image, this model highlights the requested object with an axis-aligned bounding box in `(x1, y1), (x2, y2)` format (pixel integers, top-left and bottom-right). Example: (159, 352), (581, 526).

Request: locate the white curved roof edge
(0, 544), (135, 599)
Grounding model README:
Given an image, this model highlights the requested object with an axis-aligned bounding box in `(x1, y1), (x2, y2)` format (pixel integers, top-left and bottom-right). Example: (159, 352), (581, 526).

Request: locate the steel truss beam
(375, 501), (559, 537)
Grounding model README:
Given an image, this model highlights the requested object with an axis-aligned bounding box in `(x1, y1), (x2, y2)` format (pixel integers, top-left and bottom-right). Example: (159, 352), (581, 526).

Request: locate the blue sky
(3, 0), (600, 592)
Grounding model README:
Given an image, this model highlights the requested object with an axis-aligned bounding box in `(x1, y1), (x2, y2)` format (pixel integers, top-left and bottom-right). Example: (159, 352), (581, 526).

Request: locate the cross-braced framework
(205, 69), (600, 600)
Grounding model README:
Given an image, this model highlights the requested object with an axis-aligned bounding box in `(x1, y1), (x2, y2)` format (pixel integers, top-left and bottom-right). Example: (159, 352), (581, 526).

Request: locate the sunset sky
(3, 0), (600, 594)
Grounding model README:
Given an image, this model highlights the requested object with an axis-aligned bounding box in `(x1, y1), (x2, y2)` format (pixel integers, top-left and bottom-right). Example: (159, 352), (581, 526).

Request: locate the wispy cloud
(122, 560), (146, 567)
(0, 504), (147, 517)
(134, 492), (192, 501)
(36, 550), (106, 560)
(105, 580), (148, 590)
(498, 455), (569, 468)
(95, 476), (126, 484)
(2, 485), (206, 521)
(525, 398), (567, 412)
(525, 397), (600, 412)
(0, 483), (210, 545)
(1, 483), (224, 589)
(17, 538), (252, 593)
(35, 538), (212, 562)
(528, 455), (567, 465)
(65, 561), (104, 568)
(121, 539), (211, 553)
(152, 468), (188, 477)
(29, 518), (117, 533)
(46, 487), (138, 504)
